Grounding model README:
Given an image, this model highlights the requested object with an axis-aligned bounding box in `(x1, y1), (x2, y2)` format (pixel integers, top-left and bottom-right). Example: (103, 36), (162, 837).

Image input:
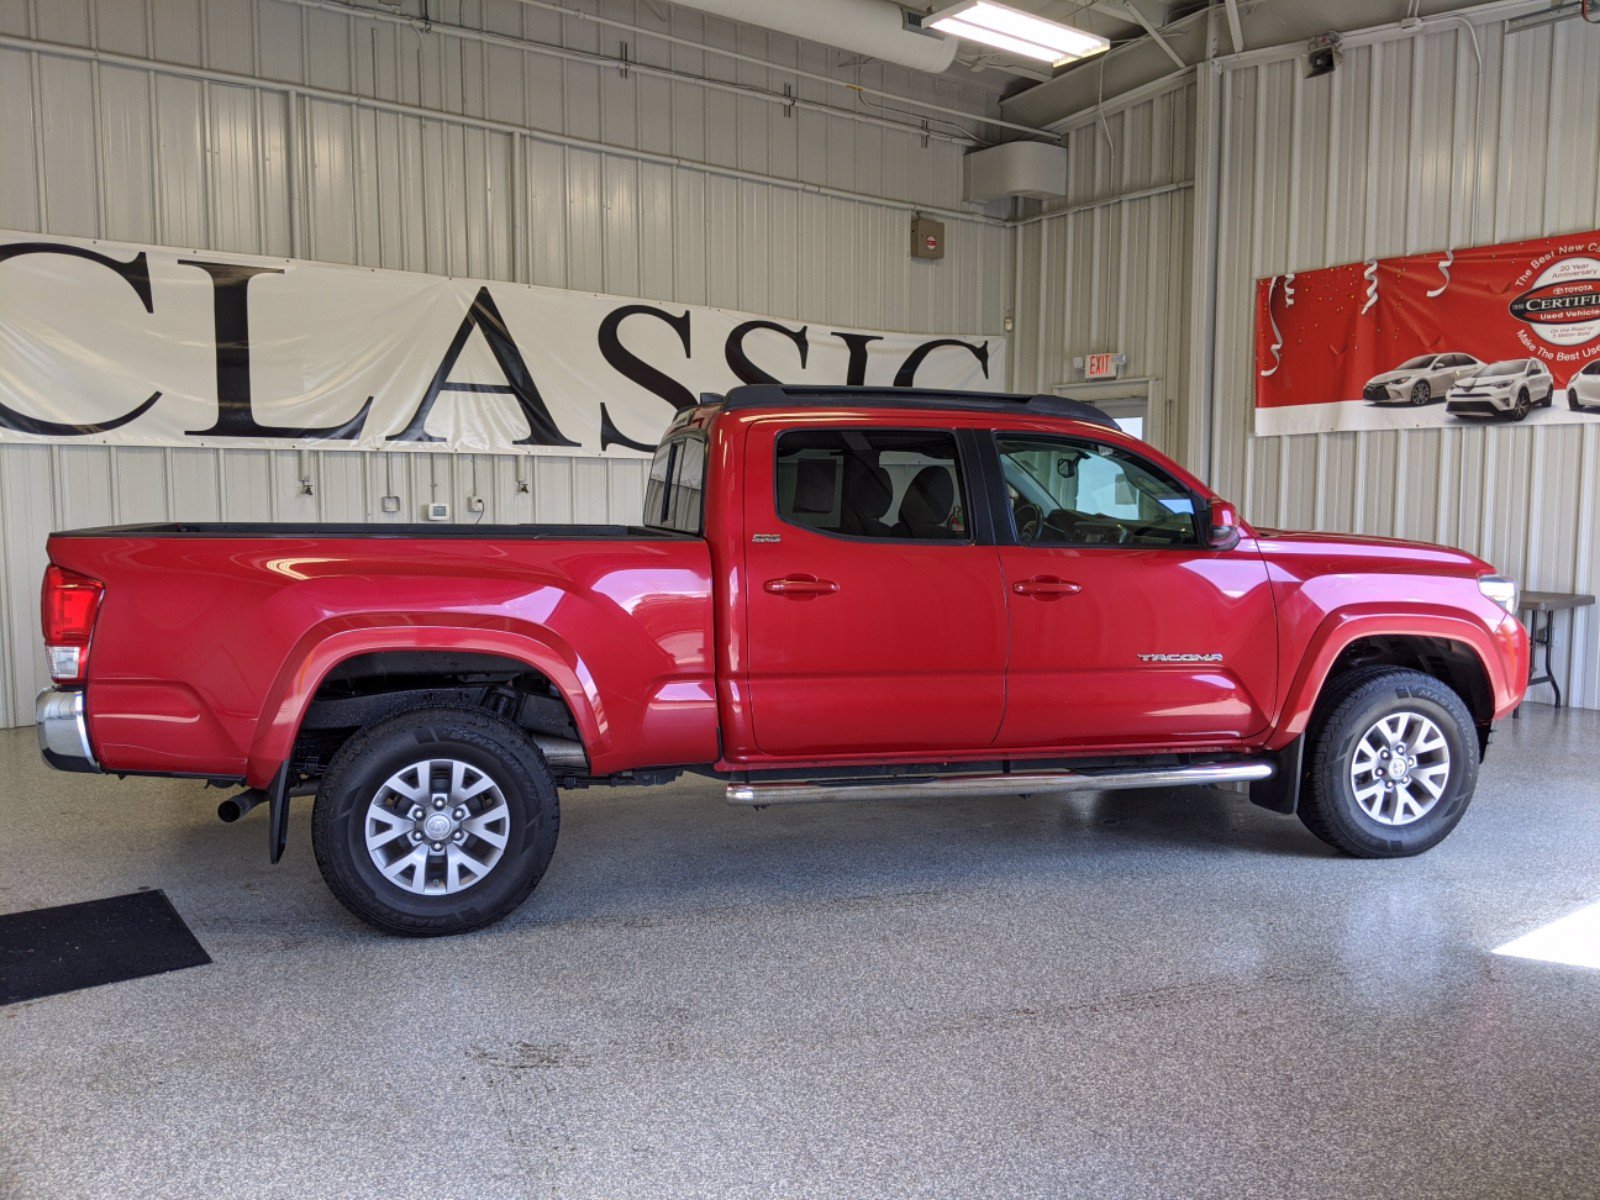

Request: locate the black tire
(1410, 380), (1430, 406)
(1298, 667), (1478, 858)
(1512, 390), (1530, 421)
(311, 706), (560, 936)
(1570, 390), (1583, 411)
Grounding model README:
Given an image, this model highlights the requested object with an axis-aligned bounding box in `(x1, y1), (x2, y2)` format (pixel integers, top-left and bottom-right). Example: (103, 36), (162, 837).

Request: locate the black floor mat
(0, 890), (211, 1005)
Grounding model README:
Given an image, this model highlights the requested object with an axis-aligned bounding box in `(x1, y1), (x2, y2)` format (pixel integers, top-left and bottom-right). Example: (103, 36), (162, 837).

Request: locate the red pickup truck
(36, 386), (1528, 934)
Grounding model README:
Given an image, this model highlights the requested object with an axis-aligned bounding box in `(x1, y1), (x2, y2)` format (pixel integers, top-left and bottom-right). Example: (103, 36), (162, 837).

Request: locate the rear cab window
(774, 429), (970, 542)
(644, 433), (707, 535)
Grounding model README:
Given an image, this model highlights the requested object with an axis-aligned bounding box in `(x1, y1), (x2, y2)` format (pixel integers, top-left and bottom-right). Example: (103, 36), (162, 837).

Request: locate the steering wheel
(1012, 499), (1044, 542)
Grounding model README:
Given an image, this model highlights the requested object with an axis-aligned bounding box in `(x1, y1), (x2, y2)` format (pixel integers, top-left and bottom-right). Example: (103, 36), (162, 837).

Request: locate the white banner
(0, 231), (1007, 456)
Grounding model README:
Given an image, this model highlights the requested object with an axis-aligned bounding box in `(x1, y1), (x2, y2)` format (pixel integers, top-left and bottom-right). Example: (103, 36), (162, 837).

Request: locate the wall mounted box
(911, 217), (945, 260)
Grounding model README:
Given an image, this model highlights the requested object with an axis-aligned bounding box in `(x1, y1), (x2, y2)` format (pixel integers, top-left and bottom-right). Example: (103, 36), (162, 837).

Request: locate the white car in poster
(1363, 353), (1483, 405)
(1568, 359), (1600, 411)
(1445, 358), (1555, 422)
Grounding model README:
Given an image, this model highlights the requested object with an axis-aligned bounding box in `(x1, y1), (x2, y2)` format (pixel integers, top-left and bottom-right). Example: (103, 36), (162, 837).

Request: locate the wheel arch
(246, 621), (605, 788)
(1272, 611), (1506, 752)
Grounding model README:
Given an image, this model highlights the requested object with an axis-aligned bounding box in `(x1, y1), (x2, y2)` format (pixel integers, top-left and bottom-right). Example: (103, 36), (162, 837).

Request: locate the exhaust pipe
(726, 760), (1275, 806)
(533, 735), (588, 770)
(217, 789), (268, 823)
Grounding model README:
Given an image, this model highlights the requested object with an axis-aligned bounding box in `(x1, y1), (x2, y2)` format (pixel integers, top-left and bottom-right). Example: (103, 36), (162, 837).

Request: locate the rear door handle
(765, 575), (840, 598)
(1012, 576), (1082, 599)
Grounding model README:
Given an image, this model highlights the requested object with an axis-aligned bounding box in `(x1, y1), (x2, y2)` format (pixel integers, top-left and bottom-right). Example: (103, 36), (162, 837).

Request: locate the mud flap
(266, 763), (292, 864)
(1249, 737), (1305, 815)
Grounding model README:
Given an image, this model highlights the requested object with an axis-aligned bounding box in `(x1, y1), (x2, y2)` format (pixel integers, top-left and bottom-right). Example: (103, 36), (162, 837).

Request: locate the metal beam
(1002, 0), (1540, 131)
(1222, 0), (1245, 53)
(1091, 0), (1188, 68)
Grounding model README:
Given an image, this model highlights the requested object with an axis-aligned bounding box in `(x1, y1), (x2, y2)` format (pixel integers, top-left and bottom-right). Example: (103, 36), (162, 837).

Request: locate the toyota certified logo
(1509, 256), (1600, 348)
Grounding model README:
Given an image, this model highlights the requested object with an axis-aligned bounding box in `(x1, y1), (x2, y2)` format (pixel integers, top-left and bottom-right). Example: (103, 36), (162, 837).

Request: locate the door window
(774, 429), (968, 541)
(997, 435), (1200, 547)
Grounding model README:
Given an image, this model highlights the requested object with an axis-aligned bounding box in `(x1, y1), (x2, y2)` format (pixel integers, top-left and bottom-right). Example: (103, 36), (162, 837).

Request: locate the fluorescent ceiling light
(1493, 899), (1600, 971)
(927, 2), (1110, 67)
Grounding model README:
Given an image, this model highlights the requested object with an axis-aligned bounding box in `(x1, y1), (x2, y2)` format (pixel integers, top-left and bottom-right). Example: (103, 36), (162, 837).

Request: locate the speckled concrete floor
(3, 705), (1599, 1199)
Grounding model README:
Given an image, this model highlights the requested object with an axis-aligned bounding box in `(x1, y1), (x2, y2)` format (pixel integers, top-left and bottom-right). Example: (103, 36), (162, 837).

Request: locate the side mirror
(1208, 498), (1241, 550)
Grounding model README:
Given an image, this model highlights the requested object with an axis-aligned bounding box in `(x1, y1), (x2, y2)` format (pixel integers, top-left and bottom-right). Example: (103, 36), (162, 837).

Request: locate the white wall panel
(0, 0), (1013, 727)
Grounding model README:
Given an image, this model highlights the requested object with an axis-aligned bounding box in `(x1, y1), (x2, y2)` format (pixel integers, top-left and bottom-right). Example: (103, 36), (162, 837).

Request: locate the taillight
(41, 565), (104, 684)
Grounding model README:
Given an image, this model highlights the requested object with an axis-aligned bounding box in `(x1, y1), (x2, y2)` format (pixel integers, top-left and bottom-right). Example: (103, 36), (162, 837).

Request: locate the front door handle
(1012, 575), (1082, 599)
(765, 574), (840, 599)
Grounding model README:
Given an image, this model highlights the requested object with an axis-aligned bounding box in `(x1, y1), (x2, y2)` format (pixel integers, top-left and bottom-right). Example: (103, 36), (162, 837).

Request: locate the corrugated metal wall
(1010, 80), (1195, 451)
(1019, 12), (1600, 708)
(1215, 16), (1600, 708)
(0, 0), (1014, 727)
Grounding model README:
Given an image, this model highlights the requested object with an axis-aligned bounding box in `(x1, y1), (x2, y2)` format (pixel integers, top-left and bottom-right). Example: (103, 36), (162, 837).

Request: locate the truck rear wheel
(311, 706), (560, 936)
(1298, 667), (1478, 857)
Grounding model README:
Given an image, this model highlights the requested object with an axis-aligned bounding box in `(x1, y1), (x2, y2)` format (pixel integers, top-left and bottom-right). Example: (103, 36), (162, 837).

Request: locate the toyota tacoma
(35, 386), (1529, 935)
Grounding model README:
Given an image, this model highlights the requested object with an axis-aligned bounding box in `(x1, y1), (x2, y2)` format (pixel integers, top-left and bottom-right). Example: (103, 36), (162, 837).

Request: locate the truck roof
(692, 385), (1119, 431)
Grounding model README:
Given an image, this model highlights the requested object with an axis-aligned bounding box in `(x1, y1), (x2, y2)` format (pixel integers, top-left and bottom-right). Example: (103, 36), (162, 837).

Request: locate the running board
(725, 760), (1275, 806)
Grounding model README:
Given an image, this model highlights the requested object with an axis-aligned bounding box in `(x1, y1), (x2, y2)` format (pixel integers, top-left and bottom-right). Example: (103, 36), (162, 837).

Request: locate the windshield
(1398, 356), (1434, 369)
(1483, 359), (1527, 375)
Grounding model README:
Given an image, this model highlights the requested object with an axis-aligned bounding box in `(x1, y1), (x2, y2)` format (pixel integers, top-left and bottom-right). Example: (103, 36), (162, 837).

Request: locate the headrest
(899, 466), (955, 528)
(791, 457), (835, 514)
(841, 459), (893, 520)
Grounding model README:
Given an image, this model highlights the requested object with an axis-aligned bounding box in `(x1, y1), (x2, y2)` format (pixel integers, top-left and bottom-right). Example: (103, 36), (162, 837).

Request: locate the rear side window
(775, 429), (968, 541)
(644, 435), (707, 534)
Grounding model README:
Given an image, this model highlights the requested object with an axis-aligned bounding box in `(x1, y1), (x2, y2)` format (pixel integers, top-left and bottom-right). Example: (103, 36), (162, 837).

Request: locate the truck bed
(48, 524), (717, 784)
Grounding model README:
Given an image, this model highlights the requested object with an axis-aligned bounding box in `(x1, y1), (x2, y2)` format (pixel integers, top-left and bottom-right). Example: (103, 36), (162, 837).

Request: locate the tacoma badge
(1138, 652), (1224, 663)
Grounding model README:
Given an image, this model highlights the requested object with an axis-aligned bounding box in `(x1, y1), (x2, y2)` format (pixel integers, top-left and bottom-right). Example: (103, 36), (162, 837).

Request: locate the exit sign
(1085, 352), (1120, 379)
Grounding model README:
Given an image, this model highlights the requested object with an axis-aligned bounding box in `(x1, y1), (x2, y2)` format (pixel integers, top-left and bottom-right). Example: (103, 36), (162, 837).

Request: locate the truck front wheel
(1298, 668), (1478, 857)
(311, 706), (560, 935)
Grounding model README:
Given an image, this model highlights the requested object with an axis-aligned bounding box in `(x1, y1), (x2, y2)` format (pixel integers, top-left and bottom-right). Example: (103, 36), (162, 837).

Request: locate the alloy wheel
(363, 758), (512, 894)
(1349, 711), (1451, 826)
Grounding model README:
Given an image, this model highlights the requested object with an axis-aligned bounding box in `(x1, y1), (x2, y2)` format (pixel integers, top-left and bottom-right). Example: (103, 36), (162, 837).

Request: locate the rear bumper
(36, 688), (100, 773)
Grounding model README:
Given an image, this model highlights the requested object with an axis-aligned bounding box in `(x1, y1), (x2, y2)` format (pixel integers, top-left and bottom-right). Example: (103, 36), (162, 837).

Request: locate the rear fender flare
(244, 616), (604, 788)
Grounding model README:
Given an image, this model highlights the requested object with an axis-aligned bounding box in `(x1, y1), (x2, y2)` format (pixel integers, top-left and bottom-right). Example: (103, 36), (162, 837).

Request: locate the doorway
(1052, 379), (1156, 446)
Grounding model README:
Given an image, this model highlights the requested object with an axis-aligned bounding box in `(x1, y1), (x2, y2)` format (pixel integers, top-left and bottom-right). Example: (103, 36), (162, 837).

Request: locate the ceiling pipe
(657, 0), (960, 74)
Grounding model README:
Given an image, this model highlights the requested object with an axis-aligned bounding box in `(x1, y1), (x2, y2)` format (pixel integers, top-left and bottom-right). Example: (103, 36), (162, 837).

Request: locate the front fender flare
(1268, 606), (1514, 751)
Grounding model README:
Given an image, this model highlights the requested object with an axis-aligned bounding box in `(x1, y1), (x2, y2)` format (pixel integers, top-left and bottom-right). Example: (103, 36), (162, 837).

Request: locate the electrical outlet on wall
(466, 495), (486, 514)
(380, 495), (401, 514)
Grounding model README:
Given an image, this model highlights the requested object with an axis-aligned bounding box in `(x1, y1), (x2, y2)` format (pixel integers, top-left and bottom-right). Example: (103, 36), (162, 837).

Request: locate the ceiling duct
(963, 140), (1067, 201)
(659, 0), (959, 74)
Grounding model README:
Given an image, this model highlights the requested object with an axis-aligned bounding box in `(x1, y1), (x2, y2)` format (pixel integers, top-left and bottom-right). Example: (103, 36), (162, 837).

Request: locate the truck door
(741, 422), (1007, 757)
(989, 432), (1277, 750)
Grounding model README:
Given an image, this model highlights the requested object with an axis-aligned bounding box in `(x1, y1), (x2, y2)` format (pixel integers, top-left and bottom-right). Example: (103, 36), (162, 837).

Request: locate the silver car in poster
(1445, 358), (1555, 421)
(1363, 352), (1482, 405)
(1568, 359), (1600, 411)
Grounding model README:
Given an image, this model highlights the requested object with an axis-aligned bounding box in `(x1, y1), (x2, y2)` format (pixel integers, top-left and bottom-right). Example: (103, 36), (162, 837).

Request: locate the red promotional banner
(1254, 229), (1600, 435)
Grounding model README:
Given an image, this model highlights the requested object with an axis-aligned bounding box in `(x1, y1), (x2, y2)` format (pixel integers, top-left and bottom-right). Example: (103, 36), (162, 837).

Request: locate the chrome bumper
(36, 688), (99, 771)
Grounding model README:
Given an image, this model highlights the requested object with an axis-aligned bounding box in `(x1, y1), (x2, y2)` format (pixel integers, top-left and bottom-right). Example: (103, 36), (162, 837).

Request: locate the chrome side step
(725, 760), (1274, 806)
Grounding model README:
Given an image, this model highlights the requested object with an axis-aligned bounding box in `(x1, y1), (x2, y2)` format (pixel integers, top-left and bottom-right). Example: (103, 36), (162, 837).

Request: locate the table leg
(1547, 611), (1563, 709)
